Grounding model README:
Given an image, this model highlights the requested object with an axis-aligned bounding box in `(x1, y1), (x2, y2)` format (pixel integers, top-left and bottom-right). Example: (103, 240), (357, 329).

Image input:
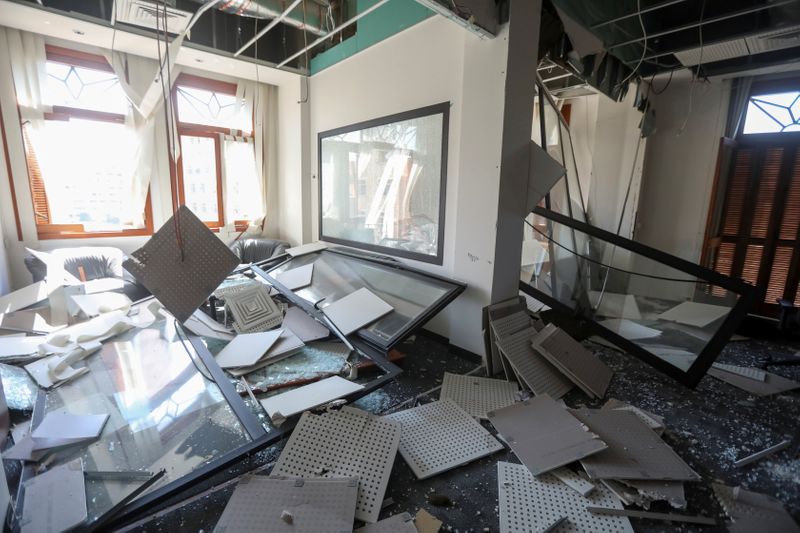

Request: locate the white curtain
(237, 81), (278, 236)
(4, 29), (48, 124)
(103, 48), (182, 227)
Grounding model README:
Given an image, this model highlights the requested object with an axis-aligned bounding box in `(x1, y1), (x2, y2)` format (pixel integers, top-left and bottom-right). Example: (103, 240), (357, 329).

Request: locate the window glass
(179, 135), (219, 223)
(320, 105), (447, 262)
(45, 61), (129, 114)
(742, 91), (800, 134)
(176, 86), (249, 131)
(222, 138), (261, 221)
(26, 119), (142, 229)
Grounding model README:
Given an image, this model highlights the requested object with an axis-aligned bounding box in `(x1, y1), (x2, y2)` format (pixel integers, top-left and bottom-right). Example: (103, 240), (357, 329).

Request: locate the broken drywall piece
(275, 263), (314, 291)
(527, 142), (566, 212)
(708, 366), (800, 396)
(532, 324), (613, 399)
(281, 306), (330, 343)
(182, 310), (235, 341)
(322, 288), (393, 336)
(271, 407), (400, 523)
(385, 398), (503, 480)
(213, 476), (359, 532)
(572, 409), (699, 481)
(286, 242), (327, 257)
(712, 363), (767, 382)
(260, 376), (364, 424)
(498, 461), (633, 533)
(70, 292), (132, 317)
(619, 479), (687, 509)
(439, 372), (518, 419)
(21, 458), (87, 533)
(655, 301), (730, 328)
(598, 318), (661, 340)
(355, 512), (417, 532)
(30, 413), (108, 451)
(214, 330), (283, 369)
(226, 328), (305, 377)
(495, 326), (573, 399)
(0, 309), (62, 334)
(414, 509), (442, 533)
(123, 206), (240, 323)
(589, 291), (642, 320)
(487, 394), (606, 476)
(551, 466), (596, 496)
(0, 282), (48, 314)
(225, 282), (284, 334)
(713, 483), (800, 532)
(0, 336), (45, 359)
(602, 398), (665, 435)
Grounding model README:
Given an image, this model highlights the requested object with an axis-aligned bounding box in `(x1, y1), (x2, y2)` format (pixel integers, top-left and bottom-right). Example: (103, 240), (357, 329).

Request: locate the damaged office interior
(0, 0), (798, 530)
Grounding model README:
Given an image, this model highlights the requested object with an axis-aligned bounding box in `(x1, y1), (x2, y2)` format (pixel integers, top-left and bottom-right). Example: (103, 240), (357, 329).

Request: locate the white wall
(0, 1), (308, 290)
(635, 78), (730, 263)
(308, 17), (510, 356)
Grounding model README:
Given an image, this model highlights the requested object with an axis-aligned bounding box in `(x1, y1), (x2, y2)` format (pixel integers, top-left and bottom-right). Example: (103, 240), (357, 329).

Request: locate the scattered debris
(414, 508), (442, 533)
(586, 506), (717, 525)
(280, 510), (293, 524)
(734, 439), (791, 468)
(427, 493), (453, 507)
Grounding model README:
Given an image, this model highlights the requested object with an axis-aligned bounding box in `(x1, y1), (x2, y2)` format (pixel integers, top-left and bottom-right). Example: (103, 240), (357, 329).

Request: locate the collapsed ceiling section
(547, 0), (800, 86)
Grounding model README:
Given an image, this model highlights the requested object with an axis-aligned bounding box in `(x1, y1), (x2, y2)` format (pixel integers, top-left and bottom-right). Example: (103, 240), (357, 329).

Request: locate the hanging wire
(649, 68), (674, 95)
(615, 0), (647, 91)
(298, 0), (310, 103)
(524, 218), (700, 284)
(156, 0), (185, 260)
(677, 0), (706, 136)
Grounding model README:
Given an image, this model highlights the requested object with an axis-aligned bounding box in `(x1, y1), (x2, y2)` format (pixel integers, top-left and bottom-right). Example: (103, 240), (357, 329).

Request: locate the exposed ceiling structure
(546, 0), (800, 96)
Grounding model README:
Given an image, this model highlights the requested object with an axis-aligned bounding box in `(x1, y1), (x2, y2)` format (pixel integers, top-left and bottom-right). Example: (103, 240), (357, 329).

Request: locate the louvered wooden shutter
(22, 125), (51, 225)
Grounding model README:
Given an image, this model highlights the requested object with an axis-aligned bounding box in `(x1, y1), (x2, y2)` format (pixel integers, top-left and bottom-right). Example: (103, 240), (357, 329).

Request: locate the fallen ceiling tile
(532, 324), (613, 399)
(439, 372), (518, 419)
(707, 367), (800, 396)
(354, 512), (416, 532)
(497, 461), (633, 533)
(271, 407), (400, 523)
(655, 301), (730, 328)
(602, 398), (665, 435)
(551, 466), (596, 497)
(712, 363), (767, 382)
(214, 475), (359, 532)
(123, 206), (239, 323)
(495, 327), (573, 399)
(384, 398), (503, 480)
(619, 479), (687, 510)
(488, 395), (606, 476)
(571, 409), (700, 481)
(226, 283), (284, 333)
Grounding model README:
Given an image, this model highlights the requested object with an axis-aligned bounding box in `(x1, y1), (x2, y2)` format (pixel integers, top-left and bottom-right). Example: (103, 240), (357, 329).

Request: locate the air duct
(206, 0), (330, 36)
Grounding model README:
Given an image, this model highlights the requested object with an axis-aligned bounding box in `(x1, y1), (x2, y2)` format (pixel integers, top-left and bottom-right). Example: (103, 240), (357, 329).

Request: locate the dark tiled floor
(119, 333), (800, 532)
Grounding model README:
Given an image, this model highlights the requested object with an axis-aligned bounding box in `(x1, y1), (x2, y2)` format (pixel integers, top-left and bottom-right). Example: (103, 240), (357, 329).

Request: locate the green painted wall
(310, 0), (434, 74)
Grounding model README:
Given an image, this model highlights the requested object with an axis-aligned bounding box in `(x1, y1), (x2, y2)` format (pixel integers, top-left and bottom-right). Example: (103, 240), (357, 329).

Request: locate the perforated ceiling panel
(226, 284), (283, 333)
(213, 476), (358, 533)
(384, 399), (503, 480)
(271, 407), (400, 523)
(498, 462), (633, 533)
(354, 512), (416, 532)
(440, 372), (518, 419)
(495, 327), (573, 398)
(123, 206), (239, 323)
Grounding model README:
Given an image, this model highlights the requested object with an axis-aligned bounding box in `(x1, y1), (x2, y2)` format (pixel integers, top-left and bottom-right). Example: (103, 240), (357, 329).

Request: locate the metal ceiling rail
(277, 0), (391, 68)
(606, 0), (798, 51)
(591, 0), (691, 29)
(235, 0), (305, 56)
(186, 0), (223, 34)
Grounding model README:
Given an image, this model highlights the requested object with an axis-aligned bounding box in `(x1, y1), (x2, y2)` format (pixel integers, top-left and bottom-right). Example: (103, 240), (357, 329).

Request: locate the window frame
(20, 45), (154, 240)
(317, 102), (450, 265)
(171, 73), (252, 232)
(739, 78), (800, 139)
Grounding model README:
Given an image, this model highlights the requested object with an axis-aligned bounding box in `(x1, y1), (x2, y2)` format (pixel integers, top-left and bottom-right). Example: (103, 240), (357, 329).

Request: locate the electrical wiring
(174, 319), (216, 382)
(616, 0), (647, 90)
(650, 69), (674, 95)
(524, 218), (701, 284)
(677, 0), (706, 136)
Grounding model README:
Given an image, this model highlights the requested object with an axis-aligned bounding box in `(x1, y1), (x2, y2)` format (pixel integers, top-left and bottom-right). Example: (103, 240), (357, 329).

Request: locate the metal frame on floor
(521, 206), (762, 388)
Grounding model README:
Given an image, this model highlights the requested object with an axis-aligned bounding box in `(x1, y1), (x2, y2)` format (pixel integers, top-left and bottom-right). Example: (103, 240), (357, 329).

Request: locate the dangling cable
(298, 0), (310, 104)
(677, 0), (706, 136)
(156, 1), (185, 260)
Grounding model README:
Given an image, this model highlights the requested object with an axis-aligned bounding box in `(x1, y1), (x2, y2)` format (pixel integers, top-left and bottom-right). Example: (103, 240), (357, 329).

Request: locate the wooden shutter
(749, 147), (782, 239)
(721, 149), (752, 236)
(22, 125), (51, 225)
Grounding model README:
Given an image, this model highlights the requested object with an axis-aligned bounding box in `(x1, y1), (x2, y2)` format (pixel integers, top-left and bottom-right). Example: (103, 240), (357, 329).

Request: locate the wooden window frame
(172, 73), (252, 232)
(20, 44), (154, 240)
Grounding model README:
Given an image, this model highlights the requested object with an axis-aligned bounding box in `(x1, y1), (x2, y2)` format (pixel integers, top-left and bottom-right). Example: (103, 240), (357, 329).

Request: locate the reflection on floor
(119, 332), (800, 532)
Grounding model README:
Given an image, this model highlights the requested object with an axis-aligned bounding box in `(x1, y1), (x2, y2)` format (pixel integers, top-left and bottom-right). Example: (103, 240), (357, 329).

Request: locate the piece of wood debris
(586, 506), (717, 525)
(414, 508), (442, 533)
